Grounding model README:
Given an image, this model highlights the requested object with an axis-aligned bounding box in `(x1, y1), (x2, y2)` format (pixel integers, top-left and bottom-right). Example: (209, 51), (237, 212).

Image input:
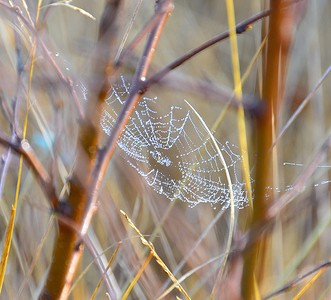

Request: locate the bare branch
(0, 1), (85, 120)
(40, 1), (124, 298)
(143, 9), (271, 91)
(115, 0), (173, 67)
(263, 260), (331, 300)
(0, 132), (58, 208)
(83, 0), (174, 238)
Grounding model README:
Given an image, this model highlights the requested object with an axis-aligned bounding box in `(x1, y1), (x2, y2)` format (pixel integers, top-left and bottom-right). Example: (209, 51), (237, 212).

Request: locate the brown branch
(53, 213), (120, 297)
(138, 2), (300, 108)
(42, 2), (175, 297)
(143, 9), (271, 91)
(40, 0), (124, 299)
(158, 72), (263, 113)
(263, 260), (331, 300)
(225, 131), (331, 283)
(82, 0), (174, 237)
(241, 1), (298, 298)
(114, 1), (170, 66)
(240, 2), (280, 297)
(0, 133), (58, 208)
(268, 131), (331, 219)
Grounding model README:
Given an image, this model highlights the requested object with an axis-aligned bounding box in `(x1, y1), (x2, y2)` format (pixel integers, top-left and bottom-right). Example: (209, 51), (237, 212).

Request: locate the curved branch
(84, 0), (175, 236)
(143, 9), (271, 90)
(40, 0), (124, 298)
(0, 132), (58, 208)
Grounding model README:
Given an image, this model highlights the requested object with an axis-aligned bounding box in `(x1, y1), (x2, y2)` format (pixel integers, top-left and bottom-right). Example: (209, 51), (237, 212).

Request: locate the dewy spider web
(100, 77), (249, 208)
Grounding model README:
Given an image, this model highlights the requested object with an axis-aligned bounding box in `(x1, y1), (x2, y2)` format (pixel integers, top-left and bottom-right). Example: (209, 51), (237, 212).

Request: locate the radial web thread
(100, 77), (249, 208)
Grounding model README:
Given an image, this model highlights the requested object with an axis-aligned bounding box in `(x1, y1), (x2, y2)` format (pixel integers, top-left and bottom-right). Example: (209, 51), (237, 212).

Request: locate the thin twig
(143, 9), (271, 91)
(0, 133), (58, 208)
(82, 0), (174, 237)
(159, 72), (263, 112)
(115, 0), (171, 66)
(273, 65), (331, 147)
(268, 131), (331, 219)
(0, 25), (57, 208)
(227, 130), (331, 266)
(263, 260), (331, 300)
(0, 30), (22, 199)
(47, 212), (121, 298)
(0, 1), (35, 32)
(0, 1), (85, 120)
(39, 40), (85, 120)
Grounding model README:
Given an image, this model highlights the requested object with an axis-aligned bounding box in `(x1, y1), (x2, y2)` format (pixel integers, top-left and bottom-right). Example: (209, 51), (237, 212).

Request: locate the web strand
(100, 77), (249, 208)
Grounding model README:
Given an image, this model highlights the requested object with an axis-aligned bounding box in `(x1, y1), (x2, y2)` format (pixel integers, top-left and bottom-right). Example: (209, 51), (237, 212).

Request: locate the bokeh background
(0, 0), (331, 299)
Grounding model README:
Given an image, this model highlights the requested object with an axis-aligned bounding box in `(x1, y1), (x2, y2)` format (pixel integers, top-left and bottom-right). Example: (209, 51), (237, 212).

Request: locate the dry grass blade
(90, 242), (121, 300)
(0, 206), (16, 292)
(274, 65), (331, 147)
(1, 1), (331, 299)
(120, 210), (191, 300)
(42, 2), (96, 20)
(158, 253), (228, 299)
(0, 0), (43, 294)
(185, 100), (235, 291)
(292, 268), (325, 300)
(121, 252), (153, 300)
(17, 216), (55, 297)
(264, 260), (331, 299)
(224, 0), (253, 211)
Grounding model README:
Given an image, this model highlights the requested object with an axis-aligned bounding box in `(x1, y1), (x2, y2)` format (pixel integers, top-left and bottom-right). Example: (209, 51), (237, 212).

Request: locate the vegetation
(0, 0), (330, 299)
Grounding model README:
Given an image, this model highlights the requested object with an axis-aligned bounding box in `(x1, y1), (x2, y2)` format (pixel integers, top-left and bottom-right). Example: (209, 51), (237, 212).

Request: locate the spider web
(100, 77), (249, 208)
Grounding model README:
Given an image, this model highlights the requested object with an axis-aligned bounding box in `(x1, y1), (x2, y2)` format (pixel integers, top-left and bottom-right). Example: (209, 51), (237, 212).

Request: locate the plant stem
(39, 1), (174, 299)
(241, 0), (295, 298)
(39, 1), (123, 299)
(83, 0), (174, 238)
(144, 9), (271, 90)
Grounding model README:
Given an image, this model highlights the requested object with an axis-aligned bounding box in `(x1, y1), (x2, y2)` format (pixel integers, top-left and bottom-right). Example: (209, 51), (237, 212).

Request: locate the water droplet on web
(173, 190), (181, 199)
(99, 77), (331, 207)
(100, 76), (249, 209)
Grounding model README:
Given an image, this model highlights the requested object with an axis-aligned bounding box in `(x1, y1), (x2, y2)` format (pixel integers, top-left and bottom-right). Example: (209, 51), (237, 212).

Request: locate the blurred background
(0, 0), (331, 299)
